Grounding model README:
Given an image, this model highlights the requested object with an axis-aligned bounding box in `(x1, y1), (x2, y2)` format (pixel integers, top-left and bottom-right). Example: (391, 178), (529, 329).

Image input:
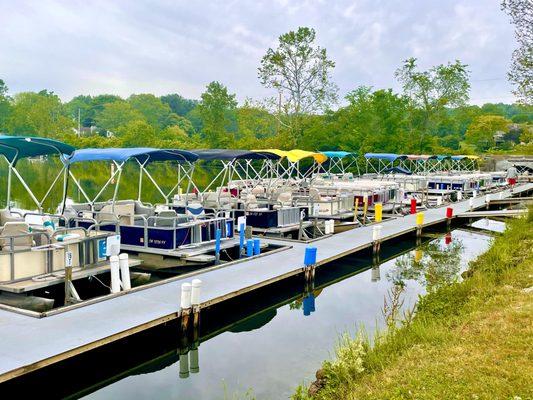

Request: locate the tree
(128, 94), (172, 129)
(160, 94), (199, 116)
(465, 115), (511, 151)
(197, 81), (237, 147)
(0, 79), (11, 131)
(7, 91), (73, 137)
(395, 58), (470, 150)
(258, 27), (337, 143)
(502, 0), (532, 104)
(236, 101), (277, 147)
(94, 101), (146, 133)
(115, 120), (158, 147)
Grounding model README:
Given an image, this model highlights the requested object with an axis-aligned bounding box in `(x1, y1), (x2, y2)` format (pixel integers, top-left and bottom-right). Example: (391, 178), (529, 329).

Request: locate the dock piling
(118, 253), (131, 290)
(416, 212), (424, 237)
(110, 255), (121, 294)
(372, 225), (383, 254)
(215, 229), (221, 264)
(375, 202), (383, 222)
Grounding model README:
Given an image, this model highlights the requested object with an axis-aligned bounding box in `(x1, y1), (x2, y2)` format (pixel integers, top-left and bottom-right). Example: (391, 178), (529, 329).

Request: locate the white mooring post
(191, 279), (202, 306)
(372, 224), (383, 255)
(110, 255), (121, 294)
(119, 253), (131, 290)
(180, 283), (192, 310)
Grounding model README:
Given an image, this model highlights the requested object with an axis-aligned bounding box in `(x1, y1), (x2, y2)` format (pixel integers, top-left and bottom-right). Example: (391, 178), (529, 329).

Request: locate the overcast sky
(0, 0), (518, 105)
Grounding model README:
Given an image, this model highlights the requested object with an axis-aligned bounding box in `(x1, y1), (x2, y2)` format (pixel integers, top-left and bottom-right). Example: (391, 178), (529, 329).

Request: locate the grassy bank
(295, 210), (533, 400)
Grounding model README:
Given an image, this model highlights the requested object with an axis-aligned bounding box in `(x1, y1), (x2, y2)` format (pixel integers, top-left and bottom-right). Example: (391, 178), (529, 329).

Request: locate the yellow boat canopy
(258, 149), (328, 164)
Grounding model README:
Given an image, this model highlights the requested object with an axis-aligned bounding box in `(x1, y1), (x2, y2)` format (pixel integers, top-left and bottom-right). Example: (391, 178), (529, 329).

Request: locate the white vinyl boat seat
(0, 222), (33, 251)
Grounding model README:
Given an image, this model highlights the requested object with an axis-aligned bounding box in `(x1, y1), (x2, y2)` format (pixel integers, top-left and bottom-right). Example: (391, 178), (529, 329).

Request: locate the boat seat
(276, 191), (293, 207)
(0, 209), (24, 225)
(98, 203), (135, 225)
(186, 203), (205, 219)
(244, 194), (259, 210)
(154, 210), (178, 227)
(0, 222), (33, 251)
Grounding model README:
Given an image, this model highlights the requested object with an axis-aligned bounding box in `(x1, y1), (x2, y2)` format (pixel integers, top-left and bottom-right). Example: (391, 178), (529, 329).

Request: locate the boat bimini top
(64, 147), (198, 208)
(0, 135), (75, 212)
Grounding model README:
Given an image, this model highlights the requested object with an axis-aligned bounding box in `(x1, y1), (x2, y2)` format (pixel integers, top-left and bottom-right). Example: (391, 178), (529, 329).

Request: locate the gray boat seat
(0, 209), (24, 225)
(0, 222), (33, 251)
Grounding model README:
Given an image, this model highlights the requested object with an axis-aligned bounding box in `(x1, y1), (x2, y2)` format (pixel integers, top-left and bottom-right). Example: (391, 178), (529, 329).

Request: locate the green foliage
(7, 91), (73, 136)
(0, 79), (12, 131)
(465, 114), (511, 151)
(197, 81), (237, 147)
(160, 93), (198, 116)
(395, 58), (470, 151)
(94, 101), (146, 133)
(128, 93), (172, 129)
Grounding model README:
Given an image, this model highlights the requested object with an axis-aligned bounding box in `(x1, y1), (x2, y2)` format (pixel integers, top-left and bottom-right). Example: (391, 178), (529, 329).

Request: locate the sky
(0, 0), (519, 106)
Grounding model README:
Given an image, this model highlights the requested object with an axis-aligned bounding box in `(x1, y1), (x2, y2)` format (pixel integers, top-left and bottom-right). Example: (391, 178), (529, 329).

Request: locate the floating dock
(0, 183), (531, 383)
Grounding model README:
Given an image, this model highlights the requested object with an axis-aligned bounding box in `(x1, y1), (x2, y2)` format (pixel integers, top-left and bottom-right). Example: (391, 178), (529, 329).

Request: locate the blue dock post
(239, 223), (245, 258)
(304, 246), (317, 266)
(253, 238), (261, 255)
(246, 240), (254, 257)
(303, 294), (311, 316)
(215, 228), (221, 264)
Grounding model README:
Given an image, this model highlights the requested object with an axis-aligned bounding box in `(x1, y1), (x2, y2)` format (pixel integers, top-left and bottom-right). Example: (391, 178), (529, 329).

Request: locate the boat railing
(0, 231), (53, 283)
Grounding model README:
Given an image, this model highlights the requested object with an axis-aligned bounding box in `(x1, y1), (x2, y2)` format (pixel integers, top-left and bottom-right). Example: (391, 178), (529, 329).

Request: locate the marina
(0, 179), (530, 383)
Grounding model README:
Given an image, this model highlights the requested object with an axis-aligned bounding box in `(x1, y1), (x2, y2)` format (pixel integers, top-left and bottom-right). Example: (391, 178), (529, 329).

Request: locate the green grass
(294, 209), (533, 400)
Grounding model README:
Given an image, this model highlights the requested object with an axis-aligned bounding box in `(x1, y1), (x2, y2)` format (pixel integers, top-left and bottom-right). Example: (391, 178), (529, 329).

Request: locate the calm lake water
(79, 229), (494, 400)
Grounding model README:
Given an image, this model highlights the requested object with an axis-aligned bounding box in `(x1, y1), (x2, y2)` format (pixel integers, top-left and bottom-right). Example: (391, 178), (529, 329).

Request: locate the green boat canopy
(0, 134), (75, 165)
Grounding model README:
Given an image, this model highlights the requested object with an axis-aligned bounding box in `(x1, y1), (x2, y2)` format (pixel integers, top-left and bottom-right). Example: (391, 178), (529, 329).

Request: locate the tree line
(0, 23), (531, 155)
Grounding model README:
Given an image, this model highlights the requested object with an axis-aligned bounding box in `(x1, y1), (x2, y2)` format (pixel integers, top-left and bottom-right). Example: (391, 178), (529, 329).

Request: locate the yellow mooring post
(353, 198), (359, 222)
(416, 211), (424, 237)
(375, 202), (383, 222)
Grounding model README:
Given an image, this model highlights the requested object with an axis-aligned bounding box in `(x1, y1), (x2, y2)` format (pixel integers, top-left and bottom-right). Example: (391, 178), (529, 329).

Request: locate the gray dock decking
(0, 183), (531, 382)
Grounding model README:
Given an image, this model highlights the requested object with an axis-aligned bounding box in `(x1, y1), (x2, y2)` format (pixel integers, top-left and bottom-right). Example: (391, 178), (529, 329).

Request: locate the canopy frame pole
(10, 164), (43, 213)
(138, 159), (169, 204)
(67, 170), (92, 205)
(165, 161), (195, 203)
(90, 161), (124, 207)
(38, 164), (67, 209)
(136, 158), (149, 201)
(111, 161), (124, 213)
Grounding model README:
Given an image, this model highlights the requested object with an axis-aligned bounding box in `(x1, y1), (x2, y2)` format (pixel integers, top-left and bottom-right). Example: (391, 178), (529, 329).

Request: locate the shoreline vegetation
(294, 209), (533, 400)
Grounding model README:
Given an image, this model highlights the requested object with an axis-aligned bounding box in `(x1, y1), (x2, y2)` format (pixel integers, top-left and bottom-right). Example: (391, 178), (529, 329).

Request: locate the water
(79, 230), (492, 400)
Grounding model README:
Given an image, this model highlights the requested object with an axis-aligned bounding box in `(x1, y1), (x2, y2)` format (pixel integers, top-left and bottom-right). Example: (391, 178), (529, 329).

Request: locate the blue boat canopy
(66, 148), (198, 164)
(192, 149), (280, 161)
(321, 151), (353, 159)
(451, 155), (466, 161)
(0, 134), (75, 164)
(436, 155), (451, 161)
(364, 153), (407, 162)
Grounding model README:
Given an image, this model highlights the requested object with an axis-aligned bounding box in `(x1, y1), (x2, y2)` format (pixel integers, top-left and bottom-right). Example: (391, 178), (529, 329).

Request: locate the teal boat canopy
(321, 151), (353, 159)
(0, 134), (75, 164)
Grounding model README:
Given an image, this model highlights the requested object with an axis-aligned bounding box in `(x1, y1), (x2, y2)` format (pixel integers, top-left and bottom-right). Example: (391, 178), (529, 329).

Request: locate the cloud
(0, 0), (517, 105)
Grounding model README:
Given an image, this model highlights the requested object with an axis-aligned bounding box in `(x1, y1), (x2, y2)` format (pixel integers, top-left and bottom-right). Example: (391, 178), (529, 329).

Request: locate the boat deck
(0, 183), (531, 383)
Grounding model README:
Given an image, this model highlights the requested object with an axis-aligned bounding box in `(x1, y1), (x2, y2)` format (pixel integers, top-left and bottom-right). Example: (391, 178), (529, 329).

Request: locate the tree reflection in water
(387, 236), (465, 292)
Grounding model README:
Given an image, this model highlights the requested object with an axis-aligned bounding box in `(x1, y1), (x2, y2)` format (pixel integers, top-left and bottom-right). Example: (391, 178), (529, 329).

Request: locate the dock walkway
(0, 183), (531, 382)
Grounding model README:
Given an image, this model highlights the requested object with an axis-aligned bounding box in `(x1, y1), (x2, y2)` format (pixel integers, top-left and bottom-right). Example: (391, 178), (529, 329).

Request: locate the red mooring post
(446, 207), (453, 219)
(410, 198), (417, 214)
